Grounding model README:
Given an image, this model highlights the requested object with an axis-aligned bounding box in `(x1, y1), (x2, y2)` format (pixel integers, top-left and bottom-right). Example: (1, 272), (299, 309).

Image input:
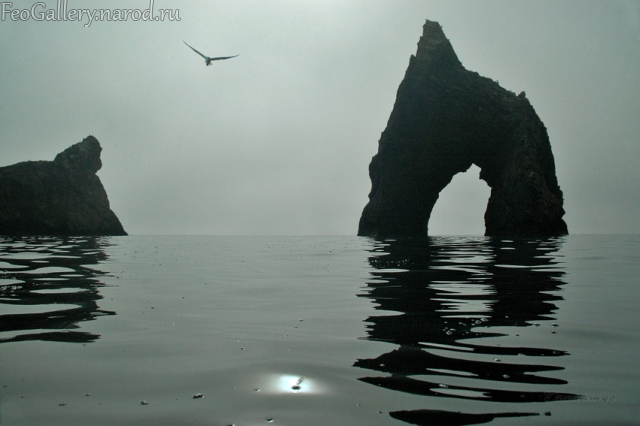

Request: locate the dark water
(0, 235), (638, 425)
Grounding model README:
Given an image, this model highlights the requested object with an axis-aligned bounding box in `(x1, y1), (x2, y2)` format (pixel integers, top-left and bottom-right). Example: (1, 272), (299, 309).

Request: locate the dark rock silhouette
(358, 20), (567, 237)
(0, 136), (127, 236)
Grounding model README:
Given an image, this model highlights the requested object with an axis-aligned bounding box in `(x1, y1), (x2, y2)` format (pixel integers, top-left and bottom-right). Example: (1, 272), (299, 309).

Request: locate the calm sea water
(0, 235), (638, 425)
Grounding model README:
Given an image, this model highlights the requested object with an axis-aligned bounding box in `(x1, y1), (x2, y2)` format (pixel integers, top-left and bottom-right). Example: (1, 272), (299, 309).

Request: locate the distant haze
(1, 0), (639, 235)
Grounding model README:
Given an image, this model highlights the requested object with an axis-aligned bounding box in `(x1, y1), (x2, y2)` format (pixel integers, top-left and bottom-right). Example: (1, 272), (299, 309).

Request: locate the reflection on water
(356, 236), (579, 425)
(0, 236), (114, 344)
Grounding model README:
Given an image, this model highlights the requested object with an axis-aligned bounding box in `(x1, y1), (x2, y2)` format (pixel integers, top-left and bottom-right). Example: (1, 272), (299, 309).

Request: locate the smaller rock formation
(0, 136), (127, 236)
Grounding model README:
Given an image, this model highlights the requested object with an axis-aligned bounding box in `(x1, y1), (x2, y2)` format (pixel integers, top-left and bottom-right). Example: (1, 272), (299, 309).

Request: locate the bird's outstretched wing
(183, 41), (207, 59)
(209, 55), (239, 61)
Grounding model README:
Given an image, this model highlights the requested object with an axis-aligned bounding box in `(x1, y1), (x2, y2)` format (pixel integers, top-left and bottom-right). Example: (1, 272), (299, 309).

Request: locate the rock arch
(428, 165), (490, 235)
(358, 20), (567, 238)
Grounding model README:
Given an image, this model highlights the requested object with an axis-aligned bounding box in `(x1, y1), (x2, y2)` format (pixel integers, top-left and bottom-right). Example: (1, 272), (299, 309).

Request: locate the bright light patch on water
(258, 374), (324, 395)
(277, 375), (308, 393)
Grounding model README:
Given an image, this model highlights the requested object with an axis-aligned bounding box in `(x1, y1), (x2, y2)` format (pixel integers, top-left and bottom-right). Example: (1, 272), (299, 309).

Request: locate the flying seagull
(183, 41), (239, 66)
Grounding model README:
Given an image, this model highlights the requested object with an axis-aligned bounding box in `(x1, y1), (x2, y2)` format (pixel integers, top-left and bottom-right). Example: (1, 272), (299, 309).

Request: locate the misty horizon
(1, 1), (639, 235)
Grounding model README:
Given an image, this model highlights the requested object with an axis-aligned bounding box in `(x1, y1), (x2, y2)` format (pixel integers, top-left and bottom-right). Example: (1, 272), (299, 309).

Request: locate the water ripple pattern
(0, 236), (114, 344)
(355, 236), (579, 424)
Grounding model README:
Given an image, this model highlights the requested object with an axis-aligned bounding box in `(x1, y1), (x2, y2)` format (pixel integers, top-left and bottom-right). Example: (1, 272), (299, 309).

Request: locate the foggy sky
(1, 0), (639, 235)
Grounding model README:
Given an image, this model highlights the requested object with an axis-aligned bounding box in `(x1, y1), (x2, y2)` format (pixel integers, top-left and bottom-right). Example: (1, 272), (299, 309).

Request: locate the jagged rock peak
(414, 20), (461, 68)
(53, 135), (102, 174)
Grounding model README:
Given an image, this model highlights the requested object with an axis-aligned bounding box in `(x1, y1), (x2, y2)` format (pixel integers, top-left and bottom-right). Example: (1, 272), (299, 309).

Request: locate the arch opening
(428, 165), (490, 236)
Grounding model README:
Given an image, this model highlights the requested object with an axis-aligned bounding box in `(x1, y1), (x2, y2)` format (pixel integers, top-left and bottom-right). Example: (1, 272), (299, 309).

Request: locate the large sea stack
(0, 136), (127, 236)
(358, 20), (567, 238)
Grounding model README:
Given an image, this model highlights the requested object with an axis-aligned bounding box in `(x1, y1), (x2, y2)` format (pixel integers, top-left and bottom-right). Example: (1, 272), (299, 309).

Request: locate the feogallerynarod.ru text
(1, 0), (180, 27)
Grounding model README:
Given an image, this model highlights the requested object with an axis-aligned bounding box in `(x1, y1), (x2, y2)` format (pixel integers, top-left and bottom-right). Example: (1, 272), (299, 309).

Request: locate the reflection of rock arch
(358, 21), (567, 238)
(355, 237), (579, 424)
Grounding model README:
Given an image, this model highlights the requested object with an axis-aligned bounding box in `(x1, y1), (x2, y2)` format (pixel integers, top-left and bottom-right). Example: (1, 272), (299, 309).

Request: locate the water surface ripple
(356, 236), (579, 425)
(0, 236), (114, 344)
(1, 235), (637, 425)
